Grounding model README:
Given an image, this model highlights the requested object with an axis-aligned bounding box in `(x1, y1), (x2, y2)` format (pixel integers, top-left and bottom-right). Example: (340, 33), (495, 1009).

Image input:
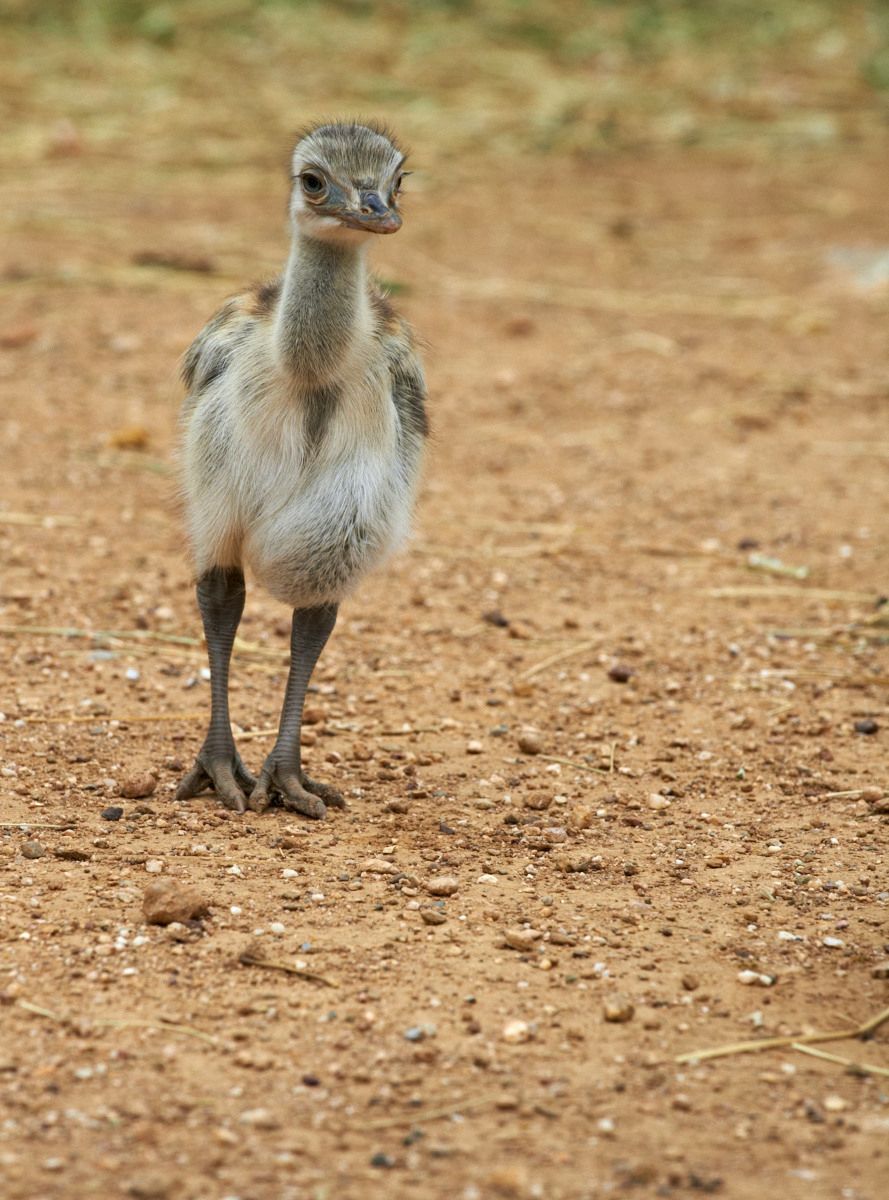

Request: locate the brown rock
(420, 908), (447, 926)
(426, 874), (459, 896)
(568, 804), (595, 830)
(553, 851), (603, 873)
(21, 840), (45, 860)
(517, 730), (543, 755)
(603, 993), (635, 1023)
(126, 1172), (174, 1200)
(504, 927), (539, 951)
(143, 879), (210, 926)
(119, 772), (157, 800)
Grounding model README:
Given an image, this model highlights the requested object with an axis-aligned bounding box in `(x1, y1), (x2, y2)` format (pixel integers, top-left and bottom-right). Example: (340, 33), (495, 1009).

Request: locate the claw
(175, 762), (212, 802)
(175, 750), (255, 813)
(300, 773), (346, 809)
(249, 763), (335, 819)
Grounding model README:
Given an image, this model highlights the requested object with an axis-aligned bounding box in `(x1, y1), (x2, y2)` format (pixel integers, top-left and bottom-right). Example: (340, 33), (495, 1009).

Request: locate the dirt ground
(2, 18), (889, 1200)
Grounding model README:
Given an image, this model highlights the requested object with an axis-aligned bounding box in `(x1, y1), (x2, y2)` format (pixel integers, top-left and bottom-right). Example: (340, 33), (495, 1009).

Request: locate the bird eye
(301, 172), (326, 199)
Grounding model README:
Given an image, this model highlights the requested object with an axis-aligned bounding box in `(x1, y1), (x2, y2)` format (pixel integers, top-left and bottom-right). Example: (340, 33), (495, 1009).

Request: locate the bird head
(289, 121), (407, 244)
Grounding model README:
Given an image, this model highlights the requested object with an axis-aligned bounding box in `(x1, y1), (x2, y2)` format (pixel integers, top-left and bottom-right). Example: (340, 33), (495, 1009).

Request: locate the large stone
(142, 879), (210, 926)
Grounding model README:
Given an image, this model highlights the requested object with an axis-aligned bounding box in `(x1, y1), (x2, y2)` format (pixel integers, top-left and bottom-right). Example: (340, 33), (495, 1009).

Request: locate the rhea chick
(176, 121), (427, 818)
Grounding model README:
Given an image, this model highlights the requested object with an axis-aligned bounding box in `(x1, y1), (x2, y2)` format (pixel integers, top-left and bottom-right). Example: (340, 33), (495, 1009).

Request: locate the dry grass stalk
(677, 1004), (889, 1065)
(238, 947), (337, 987)
(364, 1093), (495, 1131)
(0, 822), (75, 829)
(22, 711), (204, 725)
(792, 1043), (889, 1078)
(821, 788), (883, 800)
(237, 726), (279, 742)
(18, 998), (217, 1045)
(708, 587), (879, 602)
(540, 753), (608, 775)
(522, 638), (600, 679)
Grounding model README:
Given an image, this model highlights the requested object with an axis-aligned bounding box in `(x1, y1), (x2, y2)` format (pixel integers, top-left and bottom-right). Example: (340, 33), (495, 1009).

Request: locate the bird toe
(301, 773), (346, 809)
(176, 752), (250, 813)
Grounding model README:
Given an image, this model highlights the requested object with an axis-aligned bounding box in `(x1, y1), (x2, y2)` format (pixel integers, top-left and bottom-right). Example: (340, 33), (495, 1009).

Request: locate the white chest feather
(183, 334), (420, 608)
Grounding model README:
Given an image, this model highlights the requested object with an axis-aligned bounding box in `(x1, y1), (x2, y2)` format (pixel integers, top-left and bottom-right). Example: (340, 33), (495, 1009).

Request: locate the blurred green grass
(1, 0), (887, 175)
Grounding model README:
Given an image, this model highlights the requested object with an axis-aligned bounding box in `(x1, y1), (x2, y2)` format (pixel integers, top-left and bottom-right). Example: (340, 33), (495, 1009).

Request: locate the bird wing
(181, 280), (282, 402)
(371, 287), (429, 442)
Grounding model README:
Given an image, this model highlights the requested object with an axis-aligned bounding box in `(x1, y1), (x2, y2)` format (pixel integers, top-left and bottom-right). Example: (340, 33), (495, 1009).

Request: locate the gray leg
(175, 567), (255, 812)
(249, 603), (345, 819)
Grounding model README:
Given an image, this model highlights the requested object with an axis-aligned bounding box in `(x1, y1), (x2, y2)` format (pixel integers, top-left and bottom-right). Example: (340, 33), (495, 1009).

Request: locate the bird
(174, 120), (428, 818)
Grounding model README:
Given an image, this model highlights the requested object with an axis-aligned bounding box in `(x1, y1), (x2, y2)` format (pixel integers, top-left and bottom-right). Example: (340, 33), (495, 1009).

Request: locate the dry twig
(522, 638), (600, 680)
(17, 999), (217, 1045)
(238, 947), (337, 987)
(677, 1004), (889, 1065)
(540, 753), (608, 775)
(363, 1093), (496, 1131)
(792, 1043), (889, 1078)
(708, 587), (878, 602)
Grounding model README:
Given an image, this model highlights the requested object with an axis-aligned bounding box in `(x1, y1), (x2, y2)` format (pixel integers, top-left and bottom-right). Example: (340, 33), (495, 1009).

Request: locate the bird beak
(340, 191), (402, 235)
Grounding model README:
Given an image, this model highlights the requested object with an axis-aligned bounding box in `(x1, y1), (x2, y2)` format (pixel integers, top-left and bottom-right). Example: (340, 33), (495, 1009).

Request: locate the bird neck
(275, 232), (370, 386)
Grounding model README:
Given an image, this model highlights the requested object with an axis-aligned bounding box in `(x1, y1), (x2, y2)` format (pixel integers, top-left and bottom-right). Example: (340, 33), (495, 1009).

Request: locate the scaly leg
(249, 603), (344, 819)
(175, 567), (255, 812)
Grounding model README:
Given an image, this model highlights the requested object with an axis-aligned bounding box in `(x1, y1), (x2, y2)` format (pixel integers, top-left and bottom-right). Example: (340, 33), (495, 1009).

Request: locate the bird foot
(175, 746), (256, 813)
(248, 758), (346, 819)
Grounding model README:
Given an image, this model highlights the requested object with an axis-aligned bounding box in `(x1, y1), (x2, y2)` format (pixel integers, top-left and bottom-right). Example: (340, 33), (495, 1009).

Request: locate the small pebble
(504, 928), (539, 952)
(119, 772), (157, 800)
(517, 730), (543, 756)
(501, 1019), (532, 1044)
(239, 1108), (279, 1130)
(853, 719), (878, 735)
(466, 739), (484, 755)
(648, 793), (670, 811)
(364, 857), (399, 875)
(426, 874), (459, 896)
(872, 961), (889, 979)
(738, 969), (776, 986)
(420, 908), (446, 926)
(370, 1152), (396, 1169)
(607, 663), (633, 683)
(603, 994), (635, 1023)
(21, 840), (45, 860)
(101, 806), (124, 821)
(822, 936), (845, 948)
(145, 859), (164, 874)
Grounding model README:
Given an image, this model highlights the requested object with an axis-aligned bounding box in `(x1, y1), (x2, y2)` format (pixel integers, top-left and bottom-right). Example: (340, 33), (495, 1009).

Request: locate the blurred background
(3, 0), (889, 164)
(3, 1), (889, 247)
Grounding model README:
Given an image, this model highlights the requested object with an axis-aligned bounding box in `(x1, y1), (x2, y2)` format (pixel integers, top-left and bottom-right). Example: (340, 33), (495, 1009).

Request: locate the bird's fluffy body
(180, 123), (426, 609)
